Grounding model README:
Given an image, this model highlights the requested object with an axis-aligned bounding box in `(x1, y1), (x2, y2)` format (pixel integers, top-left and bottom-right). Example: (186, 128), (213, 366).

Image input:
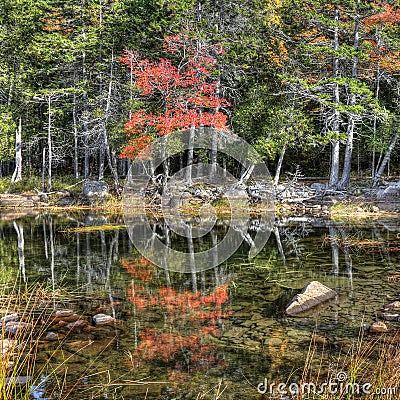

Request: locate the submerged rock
(4, 376), (31, 386)
(379, 313), (399, 322)
(45, 332), (59, 341)
(0, 313), (19, 325)
(285, 281), (337, 316)
(369, 321), (388, 333)
(55, 309), (75, 318)
(4, 321), (33, 336)
(66, 320), (88, 331)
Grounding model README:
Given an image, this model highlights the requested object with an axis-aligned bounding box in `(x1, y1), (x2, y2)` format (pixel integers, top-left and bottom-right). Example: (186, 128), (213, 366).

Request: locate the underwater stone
(45, 331), (58, 340)
(0, 314), (19, 324)
(4, 321), (33, 335)
(55, 309), (75, 318)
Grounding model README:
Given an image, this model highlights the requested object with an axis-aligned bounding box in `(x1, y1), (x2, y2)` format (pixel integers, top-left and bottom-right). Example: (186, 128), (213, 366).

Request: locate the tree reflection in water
(122, 256), (231, 374)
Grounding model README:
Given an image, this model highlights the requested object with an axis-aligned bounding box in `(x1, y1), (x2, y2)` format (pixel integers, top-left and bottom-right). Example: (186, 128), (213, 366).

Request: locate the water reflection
(124, 213), (274, 273)
(1, 213), (400, 398)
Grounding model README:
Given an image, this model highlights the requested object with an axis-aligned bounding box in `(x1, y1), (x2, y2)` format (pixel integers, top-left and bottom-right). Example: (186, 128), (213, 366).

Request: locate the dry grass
(293, 330), (400, 399)
(59, 224), (126, 233)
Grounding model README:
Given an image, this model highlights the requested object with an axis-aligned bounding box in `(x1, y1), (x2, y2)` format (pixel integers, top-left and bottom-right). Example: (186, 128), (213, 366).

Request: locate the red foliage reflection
(122, 257), (231, 373)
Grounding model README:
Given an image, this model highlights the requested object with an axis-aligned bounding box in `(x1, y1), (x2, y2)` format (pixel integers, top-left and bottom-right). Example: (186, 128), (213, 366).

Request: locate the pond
(1, 212), (400, 399)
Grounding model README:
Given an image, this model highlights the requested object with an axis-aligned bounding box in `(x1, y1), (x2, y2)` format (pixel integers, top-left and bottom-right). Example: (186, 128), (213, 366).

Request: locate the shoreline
(0, 192), (399, 222)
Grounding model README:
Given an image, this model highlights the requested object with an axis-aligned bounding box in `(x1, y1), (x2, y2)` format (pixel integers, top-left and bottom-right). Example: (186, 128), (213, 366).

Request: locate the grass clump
(292, 331), (400, 399)
(0, 282), (54, 399)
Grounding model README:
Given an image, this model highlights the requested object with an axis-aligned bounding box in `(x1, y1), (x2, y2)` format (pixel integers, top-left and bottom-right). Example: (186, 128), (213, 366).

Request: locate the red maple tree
(119, 32), (230, 159)
(363, 3), (400, 76)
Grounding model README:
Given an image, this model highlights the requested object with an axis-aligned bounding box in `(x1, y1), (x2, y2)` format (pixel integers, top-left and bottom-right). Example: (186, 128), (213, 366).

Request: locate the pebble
(66, 320), (88, 330)
(55, 309), (75, 318)
(45, 332), (58, 340)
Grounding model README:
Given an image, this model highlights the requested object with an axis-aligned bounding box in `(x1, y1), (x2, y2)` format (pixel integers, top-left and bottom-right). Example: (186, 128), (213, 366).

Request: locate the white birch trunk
(47, 95), (52, 192)
(328, 5), (341, 189)
(338, 3), (360, 190)
(373, 132), (399, 187)
(185, 125), (196, 185)
(273, 144), (286, 186)
(11, 118), (22, 183)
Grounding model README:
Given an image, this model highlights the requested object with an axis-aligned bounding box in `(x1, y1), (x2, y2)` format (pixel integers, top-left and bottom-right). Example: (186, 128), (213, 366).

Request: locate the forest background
(0, 0), (399, 193)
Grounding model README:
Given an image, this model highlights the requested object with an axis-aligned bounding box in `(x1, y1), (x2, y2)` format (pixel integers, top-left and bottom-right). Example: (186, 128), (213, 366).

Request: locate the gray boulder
(285, 281), (337, 316)
(82, 181), (109, 198)
(377, 183), (400, 199)
(310, 183), (326, 192)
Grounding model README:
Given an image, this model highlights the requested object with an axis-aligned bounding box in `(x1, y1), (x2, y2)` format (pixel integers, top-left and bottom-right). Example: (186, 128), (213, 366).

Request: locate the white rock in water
(285, 281), (337, 316)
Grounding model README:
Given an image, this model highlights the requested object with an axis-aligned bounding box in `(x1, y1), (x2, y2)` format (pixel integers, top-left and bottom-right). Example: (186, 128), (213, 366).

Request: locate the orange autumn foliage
(119, 32), (230, 160)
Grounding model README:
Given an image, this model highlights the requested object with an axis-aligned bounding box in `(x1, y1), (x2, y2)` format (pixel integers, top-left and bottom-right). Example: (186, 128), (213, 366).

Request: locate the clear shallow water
(1, 212), (400, 399)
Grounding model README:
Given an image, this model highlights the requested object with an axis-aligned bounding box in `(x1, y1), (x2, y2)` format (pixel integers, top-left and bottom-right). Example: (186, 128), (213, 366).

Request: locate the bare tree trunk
(373, 131), (399, 187)
(98, 142), (105, 180)
(372, 27), (382, 180)
(73, 93), (79, 179)
(47, 95), (52, 192)
(185, 125), (196, 185)
(338, 4), (360, 190)
(11, 118), (22, 183)
(328, 5), (341, 189)
(42, 147), (46, 193)
(102, 50), (119, 190)
(82, 28), (90, 179)
(274, 144), (286, 186)
(209, 127), (218, 181)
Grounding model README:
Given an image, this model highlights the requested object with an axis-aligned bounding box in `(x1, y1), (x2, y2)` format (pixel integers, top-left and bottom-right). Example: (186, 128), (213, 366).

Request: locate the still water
(1, 212), (400, 399)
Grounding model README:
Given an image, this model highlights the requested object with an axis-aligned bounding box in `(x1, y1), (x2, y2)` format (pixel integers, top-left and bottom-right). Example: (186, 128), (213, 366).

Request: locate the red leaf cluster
(364, 4), (400, 26)
(119, 33), (230, 159)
